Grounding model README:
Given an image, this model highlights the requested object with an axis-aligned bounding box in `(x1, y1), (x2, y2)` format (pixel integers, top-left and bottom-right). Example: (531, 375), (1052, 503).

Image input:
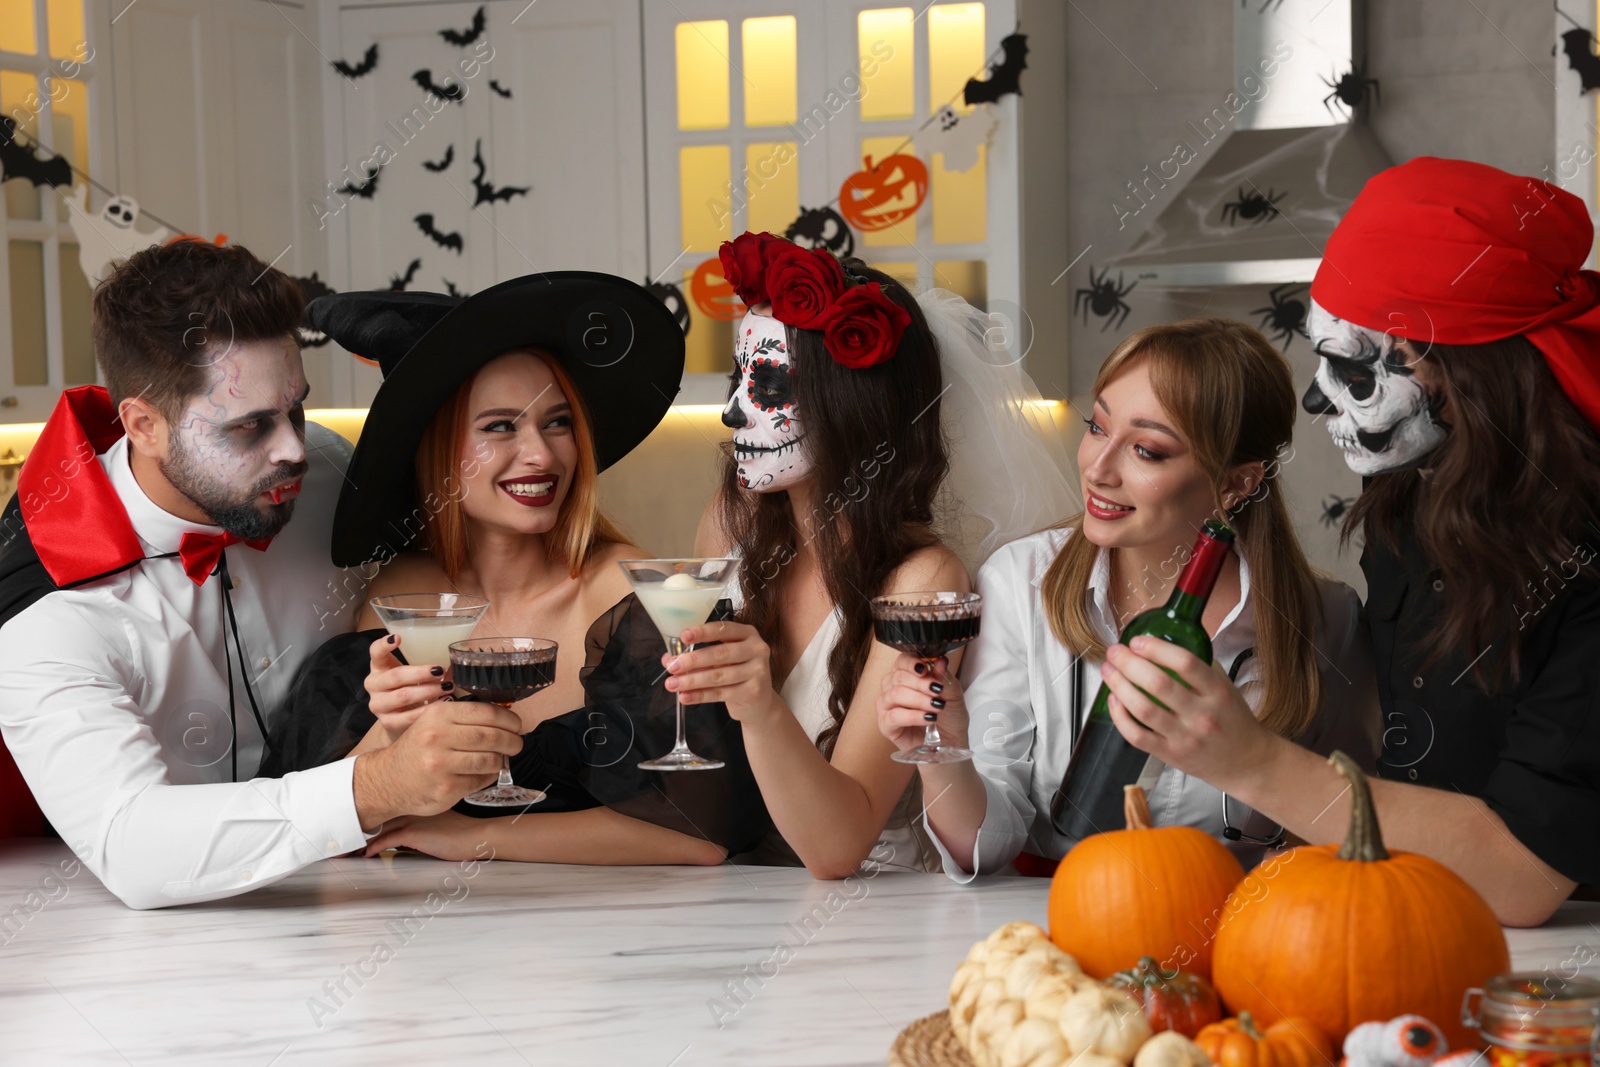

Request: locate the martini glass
(871, 591), (983, 764)
(369, 593), (490, 668)
(450, 637), (557, 807)
(617, 558), (737, 771)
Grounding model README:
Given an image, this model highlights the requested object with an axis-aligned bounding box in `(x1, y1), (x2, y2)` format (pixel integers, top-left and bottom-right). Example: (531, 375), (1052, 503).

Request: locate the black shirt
(1361, 525), (1600, 889)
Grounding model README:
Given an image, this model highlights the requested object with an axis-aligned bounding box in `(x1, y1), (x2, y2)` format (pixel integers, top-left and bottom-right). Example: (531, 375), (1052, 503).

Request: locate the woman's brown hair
(1040, 318), (1324, 740)
(1343, 334), (1600, 685)
(716, 263), (949, 757)
(414, 348), (625, 582)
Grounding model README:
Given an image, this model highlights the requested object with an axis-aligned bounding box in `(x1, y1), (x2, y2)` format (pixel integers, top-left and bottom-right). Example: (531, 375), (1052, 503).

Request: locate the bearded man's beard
(161, 437), (307, 541)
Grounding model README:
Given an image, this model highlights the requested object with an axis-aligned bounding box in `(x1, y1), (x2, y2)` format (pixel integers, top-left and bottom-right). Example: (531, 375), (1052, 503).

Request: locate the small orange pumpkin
(1048, 786), (1244, 980)
(1195, 1012), (1335, 1067)
(1210, 753), (1509, 1048)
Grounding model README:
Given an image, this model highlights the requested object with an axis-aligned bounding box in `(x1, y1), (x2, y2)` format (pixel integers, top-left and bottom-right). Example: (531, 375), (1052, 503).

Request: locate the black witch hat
(307, 272), (685, 567)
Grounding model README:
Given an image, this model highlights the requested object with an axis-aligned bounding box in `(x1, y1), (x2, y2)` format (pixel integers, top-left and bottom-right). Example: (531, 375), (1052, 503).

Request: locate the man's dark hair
(91, 241), (304, 419)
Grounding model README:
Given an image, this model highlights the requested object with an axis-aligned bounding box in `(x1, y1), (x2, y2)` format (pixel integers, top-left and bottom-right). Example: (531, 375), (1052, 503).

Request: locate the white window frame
(641, 0), (1019, 401)
(0, 0), (108, 422)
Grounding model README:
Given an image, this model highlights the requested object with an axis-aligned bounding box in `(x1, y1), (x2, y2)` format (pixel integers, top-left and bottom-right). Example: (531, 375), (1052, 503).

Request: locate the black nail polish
(387, 634), (397, 644)
(441, 681), (454, 691)
(913, 662), (927, 675)
(931, 698), (946, 710)
(430, 666), (444, 677)
(930, 682), (944, 695)
(923, 712), (938, 722)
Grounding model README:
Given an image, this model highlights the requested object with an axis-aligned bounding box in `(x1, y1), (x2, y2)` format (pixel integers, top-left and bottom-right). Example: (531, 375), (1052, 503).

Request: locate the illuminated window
(745, 142), (798, 236)
(932, 145), (986, 245)
(742, 16), (796, 127)
(2, 72), (42, 221)
(59, 243), (94, 383)
(679, 145), (732, 252)
(858, 8), (913, 121)
(682, 267), (734, 376)
(934, 259), (987, 308)
(928, 4), (985, 115)
(47, 0), (85, 60)
(0, 0), (36, 54)
(676, 20), (730, 131)
(9, 242), (47, 386)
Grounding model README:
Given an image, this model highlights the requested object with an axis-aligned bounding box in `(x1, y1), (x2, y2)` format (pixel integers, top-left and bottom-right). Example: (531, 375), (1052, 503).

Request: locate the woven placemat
(888, 1010), (975, 1067)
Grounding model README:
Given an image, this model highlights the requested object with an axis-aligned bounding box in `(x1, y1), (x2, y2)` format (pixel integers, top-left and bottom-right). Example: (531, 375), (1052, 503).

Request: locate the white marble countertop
(1, 840), (1596, 1067)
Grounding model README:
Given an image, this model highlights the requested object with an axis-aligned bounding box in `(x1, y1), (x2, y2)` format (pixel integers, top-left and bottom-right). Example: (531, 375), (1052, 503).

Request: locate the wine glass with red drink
(449, 637), (557, 807)
(871, 591), (983, 764)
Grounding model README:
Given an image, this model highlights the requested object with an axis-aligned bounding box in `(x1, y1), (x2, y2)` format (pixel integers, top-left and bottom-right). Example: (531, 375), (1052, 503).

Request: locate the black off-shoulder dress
(261, 593), (772, 854)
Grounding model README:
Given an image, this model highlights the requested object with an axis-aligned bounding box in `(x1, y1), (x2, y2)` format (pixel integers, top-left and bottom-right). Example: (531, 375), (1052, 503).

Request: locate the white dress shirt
(926, 526), (1382, 882)
(0, 424), (370, 909)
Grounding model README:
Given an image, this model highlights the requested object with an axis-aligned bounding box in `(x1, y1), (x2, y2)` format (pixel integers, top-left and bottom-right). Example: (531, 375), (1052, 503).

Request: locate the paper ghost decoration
(66, 184), (173, 285)
(915, 104), (998, 174)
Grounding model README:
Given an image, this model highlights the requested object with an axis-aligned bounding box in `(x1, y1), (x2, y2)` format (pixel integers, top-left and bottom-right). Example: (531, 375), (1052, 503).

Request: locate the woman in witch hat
(267, 272), (769, 863)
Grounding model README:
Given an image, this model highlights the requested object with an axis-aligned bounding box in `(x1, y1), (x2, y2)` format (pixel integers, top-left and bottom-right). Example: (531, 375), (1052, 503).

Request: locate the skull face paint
(1302, 299), (1447, 476)
(721, 310), (810, 492)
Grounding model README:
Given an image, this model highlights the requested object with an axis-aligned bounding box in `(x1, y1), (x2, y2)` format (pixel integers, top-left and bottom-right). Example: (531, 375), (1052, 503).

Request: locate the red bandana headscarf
(1311, 156), (1600, 432)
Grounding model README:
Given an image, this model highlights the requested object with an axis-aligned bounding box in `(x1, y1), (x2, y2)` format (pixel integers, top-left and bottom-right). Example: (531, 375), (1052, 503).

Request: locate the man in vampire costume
(0, 241), (524, 909)
(1092, 157), (1599, 925)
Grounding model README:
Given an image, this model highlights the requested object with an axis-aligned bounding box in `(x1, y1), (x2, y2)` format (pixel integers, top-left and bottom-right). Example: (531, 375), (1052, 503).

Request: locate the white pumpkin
(971, 997), (1027, 1067)
(999, 1017), (1073, 1067)
(1134, 1030), (1213, 1067)
(1058, 987), (1152, 1064)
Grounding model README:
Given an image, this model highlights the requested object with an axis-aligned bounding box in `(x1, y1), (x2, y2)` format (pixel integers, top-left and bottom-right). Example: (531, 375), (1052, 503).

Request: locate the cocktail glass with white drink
(617, 558), (737, 771)
(369, 593), (491, 670)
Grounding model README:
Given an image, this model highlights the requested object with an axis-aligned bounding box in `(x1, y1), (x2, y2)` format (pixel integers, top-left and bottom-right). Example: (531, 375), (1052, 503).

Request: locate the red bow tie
(177, 531), (272, 587)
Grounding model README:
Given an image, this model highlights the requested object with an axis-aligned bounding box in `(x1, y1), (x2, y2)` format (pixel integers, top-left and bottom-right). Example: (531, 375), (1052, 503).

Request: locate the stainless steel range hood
(1109, 0), (1392, 288)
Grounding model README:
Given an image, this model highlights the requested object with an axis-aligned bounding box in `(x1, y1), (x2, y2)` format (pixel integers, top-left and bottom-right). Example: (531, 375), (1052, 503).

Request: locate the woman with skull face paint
(879, 317), (1383, 880)
(664, 232), (974, 876)
(1095, 158), (1600, 925)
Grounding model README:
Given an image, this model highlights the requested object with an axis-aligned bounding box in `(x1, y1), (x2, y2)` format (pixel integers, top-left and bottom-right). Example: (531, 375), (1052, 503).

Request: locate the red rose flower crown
(717, 231), (913, 370)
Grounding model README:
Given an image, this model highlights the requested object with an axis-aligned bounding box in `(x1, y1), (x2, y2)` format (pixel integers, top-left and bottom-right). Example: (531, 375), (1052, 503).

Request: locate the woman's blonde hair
(414, 348), (625, 582)
(1040, 318), (1322, 740)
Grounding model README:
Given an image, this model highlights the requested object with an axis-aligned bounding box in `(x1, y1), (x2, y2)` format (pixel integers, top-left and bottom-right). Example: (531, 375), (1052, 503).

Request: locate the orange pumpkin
(1106, 956), (1224, 1037)
(1195, 1012), (1335, 1067)
(1049, 786), (1244, 981)
(1211, 752), (1510, 1048)
(838, 153), (929, 232)
(687, 257), (745, 321)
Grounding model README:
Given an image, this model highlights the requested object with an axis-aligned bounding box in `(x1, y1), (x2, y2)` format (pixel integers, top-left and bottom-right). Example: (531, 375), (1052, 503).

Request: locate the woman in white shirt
(876, 317), (1382, 879)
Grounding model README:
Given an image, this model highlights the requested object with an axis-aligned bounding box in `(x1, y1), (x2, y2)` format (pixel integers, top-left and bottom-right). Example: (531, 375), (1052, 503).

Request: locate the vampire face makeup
(161, 337), (309, 540)
(1302, 299), (1448, 476)
(721, 310), (811, 492)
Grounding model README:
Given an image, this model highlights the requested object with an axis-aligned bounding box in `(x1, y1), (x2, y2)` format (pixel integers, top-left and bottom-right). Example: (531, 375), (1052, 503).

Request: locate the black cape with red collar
(0, 386), (144, 837)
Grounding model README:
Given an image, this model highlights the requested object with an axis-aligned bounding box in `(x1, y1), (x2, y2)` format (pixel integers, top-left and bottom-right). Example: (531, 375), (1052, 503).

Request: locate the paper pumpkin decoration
(839, 154), (929, 233)
(785, 206), (855, 259)
(688, 257), (745, 321)
(646, 279), (693, 336)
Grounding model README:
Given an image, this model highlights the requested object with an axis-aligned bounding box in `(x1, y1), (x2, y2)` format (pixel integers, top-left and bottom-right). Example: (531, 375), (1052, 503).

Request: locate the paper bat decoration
(389, 259), (422, 291)
(415, 213), (464, 253)
(1, 117), (73, 188)
(331, 43), (378, 79)
(489, 79), (512, 99)
(439, 6), (486, 47)
(413, 70), (466, 104)
(1560, 28), (1600, 92)
(964, 33), (1028, 105)
(423, 145), (454, 172)
(443, 278), (466, 298)
(335, 162), (383, 199)
(471, 140), (529, 206)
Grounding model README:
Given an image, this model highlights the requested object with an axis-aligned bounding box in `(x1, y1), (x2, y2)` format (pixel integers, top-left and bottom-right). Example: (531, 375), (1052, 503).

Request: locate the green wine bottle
(1049, 518), (1236, 840)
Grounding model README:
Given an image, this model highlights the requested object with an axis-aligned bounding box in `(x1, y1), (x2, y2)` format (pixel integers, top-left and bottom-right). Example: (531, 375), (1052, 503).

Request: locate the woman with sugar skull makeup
(669, 232), (1076, 876)
(1095, 158), (1600, 924)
